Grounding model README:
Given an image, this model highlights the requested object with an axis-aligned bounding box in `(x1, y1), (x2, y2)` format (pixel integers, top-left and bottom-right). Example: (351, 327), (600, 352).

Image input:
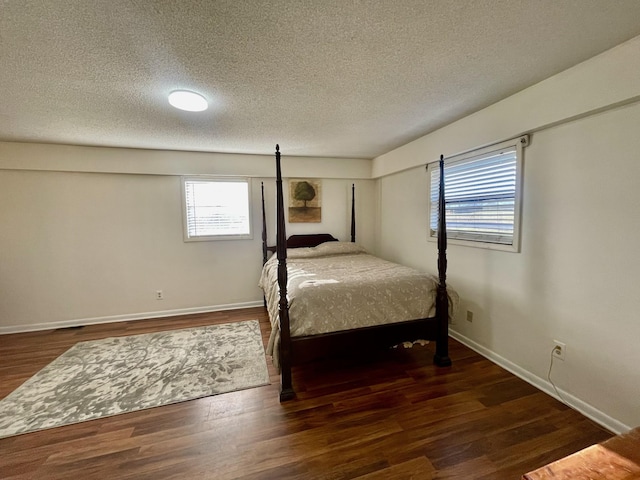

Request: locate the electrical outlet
(466, 310), (473, 322)
(156, 290), (163, 300)
(553, 340), (566, 361)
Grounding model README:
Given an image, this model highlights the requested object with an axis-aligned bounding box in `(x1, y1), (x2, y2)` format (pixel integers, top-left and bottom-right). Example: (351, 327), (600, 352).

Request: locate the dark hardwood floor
(0, 307), (612, 479)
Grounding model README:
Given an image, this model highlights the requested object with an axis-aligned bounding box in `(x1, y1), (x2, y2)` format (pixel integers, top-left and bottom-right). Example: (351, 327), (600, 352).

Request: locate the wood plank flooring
(0, 308), (612, 479)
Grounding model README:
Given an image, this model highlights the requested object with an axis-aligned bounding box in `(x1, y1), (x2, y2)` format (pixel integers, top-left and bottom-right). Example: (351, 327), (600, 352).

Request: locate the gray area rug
(0, 320), (269, 439)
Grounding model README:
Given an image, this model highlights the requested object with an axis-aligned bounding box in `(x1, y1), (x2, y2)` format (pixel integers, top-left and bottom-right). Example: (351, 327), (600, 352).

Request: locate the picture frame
(288, 179), (321, 223)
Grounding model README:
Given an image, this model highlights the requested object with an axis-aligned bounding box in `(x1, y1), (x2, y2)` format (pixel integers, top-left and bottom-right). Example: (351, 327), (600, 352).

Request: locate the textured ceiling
(2, 1), (640, 159)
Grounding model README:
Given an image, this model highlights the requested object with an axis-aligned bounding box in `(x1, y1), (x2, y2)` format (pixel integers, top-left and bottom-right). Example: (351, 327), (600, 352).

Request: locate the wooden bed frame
(262, 144), (450, 401)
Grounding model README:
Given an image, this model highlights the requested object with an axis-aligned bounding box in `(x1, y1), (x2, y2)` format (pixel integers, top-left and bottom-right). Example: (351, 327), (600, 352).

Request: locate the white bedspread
(259, 242), (458, 368)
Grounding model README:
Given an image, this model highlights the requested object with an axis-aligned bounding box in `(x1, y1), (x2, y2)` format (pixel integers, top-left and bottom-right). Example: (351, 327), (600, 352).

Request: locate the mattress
(259, 241), (458, 367)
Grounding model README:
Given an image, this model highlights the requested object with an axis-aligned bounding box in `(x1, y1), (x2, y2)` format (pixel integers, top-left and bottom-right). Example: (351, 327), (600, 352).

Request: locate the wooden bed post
(275, 145), (295, 401)
(351, 183), (356, 243)
(261, 182), (268, 308)
(434, 154), (452, 366)
(261, 182), (268, 266)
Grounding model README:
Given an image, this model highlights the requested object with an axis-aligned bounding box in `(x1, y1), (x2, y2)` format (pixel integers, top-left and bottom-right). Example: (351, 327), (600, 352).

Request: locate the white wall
(375, 36), (640, 432)
(0, 143), (375, 332)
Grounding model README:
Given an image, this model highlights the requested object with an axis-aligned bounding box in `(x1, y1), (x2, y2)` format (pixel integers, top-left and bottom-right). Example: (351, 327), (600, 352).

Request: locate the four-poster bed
(260, 144), (454, 401)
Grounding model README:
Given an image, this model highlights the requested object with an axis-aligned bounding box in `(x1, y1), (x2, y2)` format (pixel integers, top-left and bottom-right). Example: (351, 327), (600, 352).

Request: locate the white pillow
(312, 241), (367, 256)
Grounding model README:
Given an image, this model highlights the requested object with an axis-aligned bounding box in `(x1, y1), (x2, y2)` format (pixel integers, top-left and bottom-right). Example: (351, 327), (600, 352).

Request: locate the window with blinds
(429, 137), (526, 252)
(182, 177), (252, 241)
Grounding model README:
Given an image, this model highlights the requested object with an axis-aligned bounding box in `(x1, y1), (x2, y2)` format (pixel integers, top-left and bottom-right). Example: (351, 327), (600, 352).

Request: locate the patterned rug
(0, 320), (269, 439)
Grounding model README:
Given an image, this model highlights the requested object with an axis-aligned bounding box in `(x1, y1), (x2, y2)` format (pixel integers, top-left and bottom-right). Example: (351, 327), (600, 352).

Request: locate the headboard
(286, 234), (338, 248)
(265, 233), (338, 255)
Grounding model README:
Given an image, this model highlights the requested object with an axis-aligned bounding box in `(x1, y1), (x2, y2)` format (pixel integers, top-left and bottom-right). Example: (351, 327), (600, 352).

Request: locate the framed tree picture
(289, 179), (321, 223)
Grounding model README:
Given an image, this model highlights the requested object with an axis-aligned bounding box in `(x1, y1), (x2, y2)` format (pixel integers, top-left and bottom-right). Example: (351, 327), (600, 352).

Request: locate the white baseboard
(0, 301), (265, 335)
(449, 329), (631, 435)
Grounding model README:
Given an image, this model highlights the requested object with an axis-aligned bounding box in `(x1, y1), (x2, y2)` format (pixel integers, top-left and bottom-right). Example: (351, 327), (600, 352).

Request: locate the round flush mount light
(168, 90), (208, 112)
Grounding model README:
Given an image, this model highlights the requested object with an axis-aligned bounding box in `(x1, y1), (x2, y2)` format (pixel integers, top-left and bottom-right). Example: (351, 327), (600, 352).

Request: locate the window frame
(181, 176), (253, 242)
(427, 136), (527, 253)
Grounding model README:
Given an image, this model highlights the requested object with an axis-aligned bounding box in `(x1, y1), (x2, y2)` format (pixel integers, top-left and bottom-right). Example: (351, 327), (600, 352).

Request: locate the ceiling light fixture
(168, 90), (208, 112)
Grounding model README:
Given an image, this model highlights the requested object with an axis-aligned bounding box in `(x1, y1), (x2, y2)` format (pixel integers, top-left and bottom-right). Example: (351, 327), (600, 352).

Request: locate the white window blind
(429, 138), (525, 251)
(182, 177), (252, 241)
